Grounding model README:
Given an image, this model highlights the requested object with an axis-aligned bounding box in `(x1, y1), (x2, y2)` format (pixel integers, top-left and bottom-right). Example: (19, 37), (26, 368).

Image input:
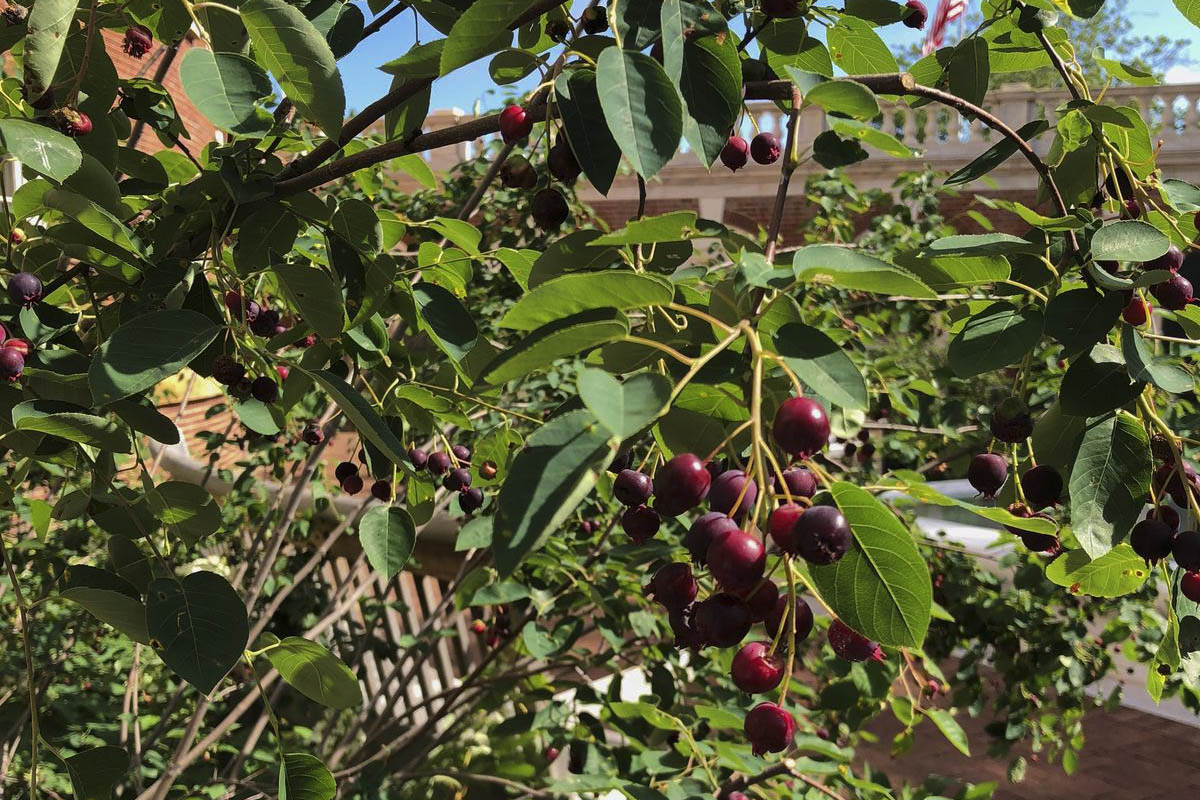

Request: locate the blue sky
(337, 1), (1200, 115)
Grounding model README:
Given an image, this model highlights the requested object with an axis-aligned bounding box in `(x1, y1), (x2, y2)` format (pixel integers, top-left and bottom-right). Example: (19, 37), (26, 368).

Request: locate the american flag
(922, 0), (968, 55)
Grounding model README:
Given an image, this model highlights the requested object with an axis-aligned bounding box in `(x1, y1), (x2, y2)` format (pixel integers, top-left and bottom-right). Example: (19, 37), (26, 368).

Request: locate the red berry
(52, 108), (91, 137)
(720, 136), (749, 172)
(793, 505), (852, 566)
(1151, 274), (1193, 311)
(1130, 518), (1175, 563)
(967, 453), (1008, 498)
(250, 376), (278, 403)
(774, 467), (817, 500)
(122, 25), (153, 58)
(768, 503), (804, 553)
(1122, 295), (1149, 326)
(471, 619), (487, 634)
(1022, 465), (1062, 509)
(685, 511), (738, 565)
(3, 338), (29, 357)
(443, 467), (472, 492)
(750, 132), (781, 165)
(498, 105), (533, 143)
(742, 580), (779, 622)
(695, 593), (752, 648)
(707, 529), (766, 593)
(545, 746), (559, 762)
(275, 365), (290, 382)
(903, 0), (928, 29)
(7, 272), (42, 306)
(614, 469), (653, 506)
(370, 480), (392, 502)
(459, 487), (485, 513)
(765, 595), (814, 645)
(0, 347), (23, 382)
(1150, 245), (1185, 273)
(622, 505), (661, 543)
(548, 138), (581, 183)
(531, 187), (569, 230)
(645, 562), (698, 610)
(731, 641), (784, 693)
(341, 474), (364, 495)
(1173, 529), (1200, 572)
(773, 397), (830, 458)
(301, 424), (324, 446)
(743, 702), (795, 756)
(428, 451), (452, 476)
(1182, 571), (1200, 603)
(653, 453), (711, 517)
(828, 619), (885, 663)
(709, 469), (757, 521)
(1149, 506), (1181, 532)
(9, 228), (23, 243)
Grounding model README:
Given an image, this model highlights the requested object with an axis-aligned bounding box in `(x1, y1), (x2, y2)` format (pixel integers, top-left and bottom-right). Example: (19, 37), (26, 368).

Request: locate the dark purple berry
(709, 469), (757, 521)
(1173, 529), (1200, 572)
(707, 529), (766, 593)
(750, 132), (781, 165)
(7, 272), (42, 306)
(622, 505), (660, 543)
(409, 448), (428, 470)
(335, 461), (358, 482)
(341, 474), (364, 495)
(773, 397), (830, 458)
(685, 511), (737, 566)
(903, 0), (927, 29)
(653, 453), (711, 517)
(743, 702), (795, 756)
(731, 641), (784, 693)
(428, 451), (452, 476)
(645, 562), (698, 610)
(1022, 465), (1063, 509)
(1151, 274), (1193, 311)
(301, 424), (325, 446)
(122, 25), (153, 58)
(828, 619), (885, 662)
(250, 376), (278, 403)
(720, 136), (749, 172)
(531, 188), (569, 230)
(695, 593), (752, 648)
(0, 348), (23, 382)
(793, 505), (852, 565)
(370, 480), (392, 502)
(1130, 518), (1175, 563)
(614, 469), (653, 506)
(967, 453), (1008, 498)
(459, 487), (485, 513)
(765, 595), (814, 645)
(211, 355), (246, 386)
(443, 467), (471, 492)
(774, 467), (817, 500)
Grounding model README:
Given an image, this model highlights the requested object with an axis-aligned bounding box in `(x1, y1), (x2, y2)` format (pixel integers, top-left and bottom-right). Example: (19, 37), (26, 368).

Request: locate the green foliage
(2, 2), (1200, 799)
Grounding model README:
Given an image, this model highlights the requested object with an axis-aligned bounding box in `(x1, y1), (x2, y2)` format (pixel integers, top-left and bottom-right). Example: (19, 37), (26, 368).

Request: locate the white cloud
(1164, 65), (1200, 84)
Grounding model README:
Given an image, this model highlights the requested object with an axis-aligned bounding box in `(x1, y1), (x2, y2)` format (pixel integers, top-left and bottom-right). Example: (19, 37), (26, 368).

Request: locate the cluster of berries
(209, 291), (303, 403)
(409, 444), (485, 514)
(333, 459), (394, 501)
(497, 105), (575, 230)
(634, 395), (885, 756)
(1, 272), (41, 382)
(1130, 454), (1200, 601)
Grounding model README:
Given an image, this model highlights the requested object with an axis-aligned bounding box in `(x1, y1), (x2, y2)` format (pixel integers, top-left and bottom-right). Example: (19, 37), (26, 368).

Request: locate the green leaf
(89, 310), (221, 404)
(0, 118), (81, 182)
(23, 0), (80, 99)
(241, 0), (345, 136)
(799, 75), (880, 121)
(64, 746), (129, 800)
(303, 368), (408, 467)
(1045, 544), (1151, 597)
(500, 271), (674, 331)
(596, 48), (683, 180)
(493, 410), (617, 576)
(947, 37), (989, 106)
(439, 0), (526, 74)
(60, 565), (150, 644)
(946, 120), (1049, 186)
(592, 211), (699, 245)
(773, 322), (868, 410)
(578, 368), (672, 439)
(412, 281), (477, 362)
(274, 264), (346, 339)
(481, 309), (630, 386)
(893, 252), (1010, 291)
(1043, 288), (1124, 357)
(378, 39), (445, 76)
(109, 399), (180, 445)
(263, 635), (362, 709)
(555, 70), (622, 196)
(179, 49), (272, 132)
(1121, 325), (1193, 394)
(924, 709), (970, 756)
(1090, 220), (1170, 262)
(13, 406), (131, 452)
(947, 302), (1044, 378)
(792, 245), (935, 298)
(826, 15), (898, 75)
(358, 505), (416, 580)
(1162, 178), (1200, 212)
(1060, 344), (1144, 417)
(146, 571), (248, 694)
(666, 14), (741, 168)
(148, 481), (221, 543)
(489, 49), (541, 84)
(1068, 411), (1151, 558)
(279, 753), (336, 800)
(615, 0), (664, 49)
(1174, 0), (1200, 28)
(44, 188), (143, 258)
(829, 117), (917, 158)
(809, 482), (932, 648)
(898, 481), (1058, 535)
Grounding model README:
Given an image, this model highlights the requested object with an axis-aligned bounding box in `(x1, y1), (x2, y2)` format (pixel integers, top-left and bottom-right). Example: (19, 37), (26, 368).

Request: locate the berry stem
(667, 326), (745, 404)
(623, 335), (694, 365)
(1137, 393), (1200, 522)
